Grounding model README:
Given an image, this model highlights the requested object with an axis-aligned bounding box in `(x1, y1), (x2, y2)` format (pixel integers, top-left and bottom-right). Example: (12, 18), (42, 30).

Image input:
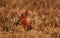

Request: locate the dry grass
(0, 0), (60, 38)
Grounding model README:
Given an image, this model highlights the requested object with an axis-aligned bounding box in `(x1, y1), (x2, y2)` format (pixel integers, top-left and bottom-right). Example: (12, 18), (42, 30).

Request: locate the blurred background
(0, 0), (60, 38)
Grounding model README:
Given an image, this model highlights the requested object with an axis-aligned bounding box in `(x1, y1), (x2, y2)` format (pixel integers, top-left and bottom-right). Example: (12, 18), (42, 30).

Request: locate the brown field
(0, 0), (60, 38)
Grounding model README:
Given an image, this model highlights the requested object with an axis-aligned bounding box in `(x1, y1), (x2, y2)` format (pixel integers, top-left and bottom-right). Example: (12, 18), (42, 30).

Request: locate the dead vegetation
(0, 0), (60, 38)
